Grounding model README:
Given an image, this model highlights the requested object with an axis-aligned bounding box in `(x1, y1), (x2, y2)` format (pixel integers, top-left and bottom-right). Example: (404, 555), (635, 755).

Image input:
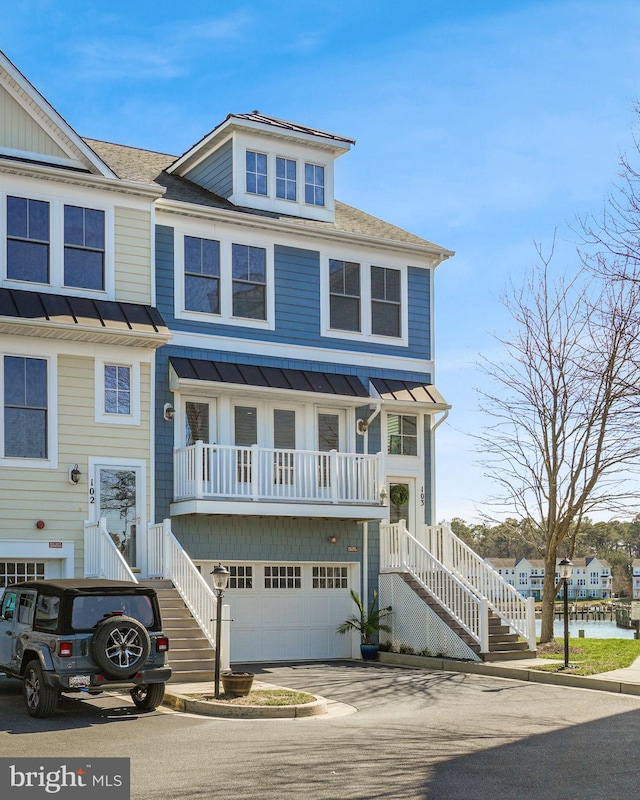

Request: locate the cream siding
(0, 83), (68, 158)
(114, 206), (153, 304)
(0, 353), (153, 577)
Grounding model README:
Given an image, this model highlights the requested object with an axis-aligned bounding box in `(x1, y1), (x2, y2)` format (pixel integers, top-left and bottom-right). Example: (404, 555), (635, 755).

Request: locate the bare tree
(477, 247), (640, 642)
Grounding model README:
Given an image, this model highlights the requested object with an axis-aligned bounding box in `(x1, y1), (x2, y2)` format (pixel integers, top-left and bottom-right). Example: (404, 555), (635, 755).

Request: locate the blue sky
(4, 1), (640, 522)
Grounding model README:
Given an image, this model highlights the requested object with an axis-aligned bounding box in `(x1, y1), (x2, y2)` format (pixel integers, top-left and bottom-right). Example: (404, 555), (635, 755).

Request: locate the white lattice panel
(379, 573), (479, 661)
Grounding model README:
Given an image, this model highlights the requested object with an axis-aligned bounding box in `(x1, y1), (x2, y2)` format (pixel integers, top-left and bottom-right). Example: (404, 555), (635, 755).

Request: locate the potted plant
(221, 671), (255, 697)
(337, 589), (392, 660)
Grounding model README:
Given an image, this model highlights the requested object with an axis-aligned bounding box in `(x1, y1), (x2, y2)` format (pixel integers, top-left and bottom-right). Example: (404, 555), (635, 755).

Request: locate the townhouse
(486, 556), (613, 600)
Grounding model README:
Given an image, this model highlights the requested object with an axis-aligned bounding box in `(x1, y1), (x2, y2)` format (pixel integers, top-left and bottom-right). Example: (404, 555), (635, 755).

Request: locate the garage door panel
(225, 563), (355, 662)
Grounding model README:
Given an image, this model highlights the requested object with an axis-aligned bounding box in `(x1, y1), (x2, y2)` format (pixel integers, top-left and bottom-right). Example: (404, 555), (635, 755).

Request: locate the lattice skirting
(379, 573), (480, 661)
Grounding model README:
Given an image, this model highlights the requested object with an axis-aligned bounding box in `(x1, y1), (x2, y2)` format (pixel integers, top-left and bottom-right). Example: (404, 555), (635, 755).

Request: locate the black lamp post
(211, 563), (229, 699)
(559, 557), (573, 670)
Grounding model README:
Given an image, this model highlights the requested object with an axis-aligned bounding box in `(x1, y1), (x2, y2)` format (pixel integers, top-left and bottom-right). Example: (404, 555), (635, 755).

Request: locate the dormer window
(276, 157), (297, 201)
(305, 163), (325, 206)
(246, 150), (268, 196)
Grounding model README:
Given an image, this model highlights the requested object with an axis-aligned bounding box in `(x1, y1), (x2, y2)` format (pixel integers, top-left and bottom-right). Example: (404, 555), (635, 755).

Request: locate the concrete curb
(377, 651), (640, 696)
(163, 690), (328, 718)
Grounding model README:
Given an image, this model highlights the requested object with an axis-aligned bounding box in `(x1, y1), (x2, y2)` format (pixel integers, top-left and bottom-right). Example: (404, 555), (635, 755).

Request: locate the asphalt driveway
(3, 661), (640, 799)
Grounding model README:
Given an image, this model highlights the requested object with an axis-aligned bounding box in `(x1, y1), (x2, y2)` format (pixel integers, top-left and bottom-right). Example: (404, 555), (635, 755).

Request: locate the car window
(0, 591), (17, 621)
(16, 593), (35, 625)
(34, 594), (60, 631)
(71, 595), (154, 630)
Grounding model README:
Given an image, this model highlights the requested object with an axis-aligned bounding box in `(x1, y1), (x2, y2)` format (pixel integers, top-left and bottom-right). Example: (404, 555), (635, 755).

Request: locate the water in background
(535, 618), (634, 639)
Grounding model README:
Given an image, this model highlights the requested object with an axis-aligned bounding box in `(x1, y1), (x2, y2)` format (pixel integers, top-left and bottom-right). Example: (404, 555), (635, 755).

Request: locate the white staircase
(380, 521), (536, 661)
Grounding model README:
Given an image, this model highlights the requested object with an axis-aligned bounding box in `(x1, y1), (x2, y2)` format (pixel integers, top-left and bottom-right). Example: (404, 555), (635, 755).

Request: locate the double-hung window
(387, 414), (418, 456)
(232, 244), (267, 320)
(305, 163), (325, 206)
(64, 205), (105, 290)
(3, 356), (48, 459)
(329, 259), (360, 332)
(276, 157), (297, 201)
(104, 365), (131, 416)
(246, 151), (268, 196)
(371, 266), (401, 337)
(184, 236), (220, 314)
(7, 197), (50, 283)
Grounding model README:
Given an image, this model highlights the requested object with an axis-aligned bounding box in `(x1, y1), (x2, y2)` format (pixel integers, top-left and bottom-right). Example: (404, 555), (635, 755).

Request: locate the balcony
(170, 442), (387, 520)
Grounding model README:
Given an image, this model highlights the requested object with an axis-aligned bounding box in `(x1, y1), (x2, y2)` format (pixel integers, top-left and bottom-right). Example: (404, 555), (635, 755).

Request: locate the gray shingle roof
(83, 138), (448, 251)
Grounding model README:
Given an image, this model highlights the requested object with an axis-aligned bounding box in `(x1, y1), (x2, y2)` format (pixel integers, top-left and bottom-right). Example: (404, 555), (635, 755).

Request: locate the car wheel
(23, 660), (59, 718)
(130, 682), (166, 711)
(91, 615), (151, 679)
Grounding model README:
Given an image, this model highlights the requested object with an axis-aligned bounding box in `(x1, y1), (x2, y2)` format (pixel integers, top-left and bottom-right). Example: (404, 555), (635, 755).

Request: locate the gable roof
(0, 50), (115, 177)
(84, 138), (451, 253)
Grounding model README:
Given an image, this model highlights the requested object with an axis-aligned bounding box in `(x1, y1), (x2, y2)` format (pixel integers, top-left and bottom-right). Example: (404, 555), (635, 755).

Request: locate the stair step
(168, 670), (215, 683)
(488, 633), (520, 644)
(482, 649), (537, 662)
(489, 640), (530, 652)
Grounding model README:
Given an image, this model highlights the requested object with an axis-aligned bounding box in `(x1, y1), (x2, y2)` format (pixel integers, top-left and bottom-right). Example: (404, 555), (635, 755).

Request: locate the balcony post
(330, 449), (339, 503)
(251, 444), (259, 501)
(195, 440), (204, 500)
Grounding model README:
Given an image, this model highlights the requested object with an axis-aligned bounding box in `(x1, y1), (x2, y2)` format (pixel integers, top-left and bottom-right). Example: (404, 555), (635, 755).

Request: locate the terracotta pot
(221, 672), (254, 696)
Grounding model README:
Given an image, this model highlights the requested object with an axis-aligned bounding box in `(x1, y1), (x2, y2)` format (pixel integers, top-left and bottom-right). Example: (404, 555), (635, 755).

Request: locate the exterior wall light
(328, 536), (337, 544)
(163, 403), (175, 421)
(68, 464), (81, 484)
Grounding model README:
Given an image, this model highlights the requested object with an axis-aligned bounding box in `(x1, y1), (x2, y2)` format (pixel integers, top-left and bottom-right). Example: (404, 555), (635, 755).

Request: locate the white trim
(94, 359), (141, 425)
(170, 329), (434, 373)
(0, 350), (58, 469)
(174, 218), (275, 331)
(170, 498), (388, 520)
(0, 146), (85, 170)
(0, 540), (74, 578)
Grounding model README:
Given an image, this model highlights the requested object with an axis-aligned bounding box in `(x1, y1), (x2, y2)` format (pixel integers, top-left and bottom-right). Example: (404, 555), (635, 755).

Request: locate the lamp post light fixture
(559, 557), (574, 670)
(211, 563), (230, 699)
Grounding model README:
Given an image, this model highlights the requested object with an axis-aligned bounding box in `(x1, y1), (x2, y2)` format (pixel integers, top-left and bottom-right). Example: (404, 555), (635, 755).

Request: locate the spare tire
(91, 615), (151, 679)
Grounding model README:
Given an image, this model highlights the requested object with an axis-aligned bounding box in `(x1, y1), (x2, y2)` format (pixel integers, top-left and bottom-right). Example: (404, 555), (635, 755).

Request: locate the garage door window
(0, 561), (45, 588)
(264, 565), (301, 589)
(312, 566), (348, 589)
(229, 566), (253, 589)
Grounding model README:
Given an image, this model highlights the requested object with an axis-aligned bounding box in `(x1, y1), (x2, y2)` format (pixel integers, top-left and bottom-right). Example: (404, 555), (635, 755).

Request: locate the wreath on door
(390, 484), (409, 508)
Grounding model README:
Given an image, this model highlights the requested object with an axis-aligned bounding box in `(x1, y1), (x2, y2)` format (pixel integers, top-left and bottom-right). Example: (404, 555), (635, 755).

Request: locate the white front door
(90, 462), (145, 569)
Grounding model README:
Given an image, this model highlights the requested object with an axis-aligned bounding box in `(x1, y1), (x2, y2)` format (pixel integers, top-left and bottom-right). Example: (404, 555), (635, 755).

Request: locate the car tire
(23, 660), (59, 718)
(91, 615), (151, 679)
(130, 682), (166, 711)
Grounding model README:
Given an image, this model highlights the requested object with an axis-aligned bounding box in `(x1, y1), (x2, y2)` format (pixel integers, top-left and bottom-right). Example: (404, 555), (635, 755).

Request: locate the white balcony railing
(174, 442), (383, 505)
(84, 518), (138, 583)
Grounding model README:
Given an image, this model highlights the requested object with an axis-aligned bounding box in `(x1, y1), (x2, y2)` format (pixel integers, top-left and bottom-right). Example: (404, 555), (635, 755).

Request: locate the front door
(388, 478), (415, 531)
(91, 464), (144, 569)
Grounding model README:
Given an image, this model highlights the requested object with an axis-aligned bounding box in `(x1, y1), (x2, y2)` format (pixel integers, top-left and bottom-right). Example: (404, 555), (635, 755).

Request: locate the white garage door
(224, 562), (357, 662)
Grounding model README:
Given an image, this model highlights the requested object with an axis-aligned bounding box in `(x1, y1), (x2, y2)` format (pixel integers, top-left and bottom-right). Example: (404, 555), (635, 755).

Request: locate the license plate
(69, 675), (91, 687)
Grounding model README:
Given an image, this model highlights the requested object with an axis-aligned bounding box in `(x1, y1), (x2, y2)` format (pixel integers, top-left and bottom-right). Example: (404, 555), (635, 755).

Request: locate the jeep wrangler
(0, 579), (171, 718)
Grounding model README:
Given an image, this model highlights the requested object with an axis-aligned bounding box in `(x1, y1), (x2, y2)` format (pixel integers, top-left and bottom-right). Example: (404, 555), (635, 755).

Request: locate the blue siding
(185, 139), (233, 198)
(155, 225), (432, 362)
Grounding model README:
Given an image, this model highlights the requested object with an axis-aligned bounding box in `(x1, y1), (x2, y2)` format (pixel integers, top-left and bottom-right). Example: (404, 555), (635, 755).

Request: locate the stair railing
(381, 520), (489, 652)
(422, 523), (536, 648)
(148, 519), (229, 670)
(84, 518), (138, 583)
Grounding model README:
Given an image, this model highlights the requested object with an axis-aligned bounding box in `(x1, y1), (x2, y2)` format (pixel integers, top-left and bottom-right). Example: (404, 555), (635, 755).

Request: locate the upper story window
(7, 197), (50, 283)
(232, 244), (266, 320)
(104, 365), (131, 415)
(95, 359), (140, 425)
(387, 414), (418, 456)
(185, 236), (220, 314)
(371, 266), (401, 337)
(305, 163), (325, 206)
(276, 157), (297, 201)
(3, 193), (111, 297)
(323, 255), (406, 344)
(178, 229), (272, 329)
(3, 355), (48, 460)
(246, 151), (268, 196)
(329, 259), (360, 332)
(63, 205), (105, 291)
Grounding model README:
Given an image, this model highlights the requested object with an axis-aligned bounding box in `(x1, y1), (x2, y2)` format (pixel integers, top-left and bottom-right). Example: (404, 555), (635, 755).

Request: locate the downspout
(356, 402), (382, 604)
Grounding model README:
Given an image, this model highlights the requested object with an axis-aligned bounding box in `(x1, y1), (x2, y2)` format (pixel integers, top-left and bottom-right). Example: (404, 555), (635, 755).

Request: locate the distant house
(632, 560), (640, 599)
(485, 556), (613, 600)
